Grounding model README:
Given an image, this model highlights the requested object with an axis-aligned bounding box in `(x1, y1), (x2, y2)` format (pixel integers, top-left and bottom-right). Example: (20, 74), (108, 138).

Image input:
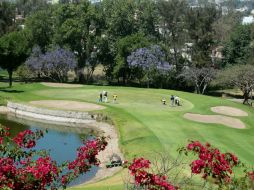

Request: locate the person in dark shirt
(170, 95), (175, 106)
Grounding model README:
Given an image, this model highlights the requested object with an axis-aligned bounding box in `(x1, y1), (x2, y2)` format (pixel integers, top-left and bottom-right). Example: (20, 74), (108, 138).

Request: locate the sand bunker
(30, 100), (105, 111)
(41, 82), (83, 88)
(184, 113), (245, 129)
(211, 106), (248, 116)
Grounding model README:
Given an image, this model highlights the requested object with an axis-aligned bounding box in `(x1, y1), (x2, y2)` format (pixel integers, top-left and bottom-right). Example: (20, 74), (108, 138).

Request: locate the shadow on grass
(0, 87), (24, 93)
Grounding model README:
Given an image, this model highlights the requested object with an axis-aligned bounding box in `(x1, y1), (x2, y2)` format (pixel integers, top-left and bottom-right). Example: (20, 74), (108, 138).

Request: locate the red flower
(248, 171), (254, 181)
(13, 130), (37, 148)
(0, 126), (108, 189)
(128, 157), (177, 190)
(187, 141), (239, 184)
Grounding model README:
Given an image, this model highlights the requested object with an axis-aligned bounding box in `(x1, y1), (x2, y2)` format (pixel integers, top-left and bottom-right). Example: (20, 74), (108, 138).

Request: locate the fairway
(0, 82), (254, 189)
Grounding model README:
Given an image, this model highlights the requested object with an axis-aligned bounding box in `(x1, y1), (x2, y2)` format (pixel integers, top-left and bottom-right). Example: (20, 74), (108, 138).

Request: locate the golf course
(0, 82), (253, 190)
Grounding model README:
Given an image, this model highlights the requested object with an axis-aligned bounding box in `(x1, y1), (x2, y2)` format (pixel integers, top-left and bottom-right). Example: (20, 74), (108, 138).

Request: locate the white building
(46, 0), (102, 4)
(242, 16), (254, 25)
(235, 6), (248, 13)
(90, 0), (101, 3)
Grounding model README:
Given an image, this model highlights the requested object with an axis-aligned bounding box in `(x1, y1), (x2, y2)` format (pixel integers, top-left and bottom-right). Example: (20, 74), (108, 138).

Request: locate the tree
(25, 9), (54, 52)
(15, 0), (49, 17)
(212, 12), (241, 43)
(135, 0), (159, 38)
(223, 25), (252, 66)
(15, 64), (34, 83)
(102, 0), (137, 39)
(0, 1), (16, 36)
(25, 46), (77, 83)
(0, 31), (28, 87)
(114, 33), (151, 84)
(127, 45), (171, 88)
(53, 1), (102, 83)
(185, 4), (220, 67)
(157, 0), (188, 73)
(179, 66), (216, 94)
(216, 64), (254, 105)
(100, 0), (159, 82)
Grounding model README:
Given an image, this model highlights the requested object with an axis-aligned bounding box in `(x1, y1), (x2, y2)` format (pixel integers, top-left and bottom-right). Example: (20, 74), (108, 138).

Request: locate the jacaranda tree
(127, 45), (172, 88)
(26, 46), (77, 83)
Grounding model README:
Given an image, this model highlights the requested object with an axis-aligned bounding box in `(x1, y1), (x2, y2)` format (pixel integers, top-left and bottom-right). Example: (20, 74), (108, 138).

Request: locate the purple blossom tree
(26, 46), (77, 82)
(127, 45), (172, 88)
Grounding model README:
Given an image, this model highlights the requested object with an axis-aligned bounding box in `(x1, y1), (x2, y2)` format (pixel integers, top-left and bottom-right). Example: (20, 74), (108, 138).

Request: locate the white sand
(29, 100), (105, 111)
(184, 113), (245, 129)
(211, 106), (248, 116)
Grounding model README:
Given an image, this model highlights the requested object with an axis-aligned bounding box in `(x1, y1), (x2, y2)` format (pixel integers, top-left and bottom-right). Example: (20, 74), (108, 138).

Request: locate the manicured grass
(0, 82), (253, 189)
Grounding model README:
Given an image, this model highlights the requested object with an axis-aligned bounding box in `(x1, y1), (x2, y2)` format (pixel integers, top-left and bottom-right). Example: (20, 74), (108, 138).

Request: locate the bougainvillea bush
(127, 157), (178, 190)
(126, 141), (254, 190)
(0, 125), (107, 190)
(186, 141), (239, 183)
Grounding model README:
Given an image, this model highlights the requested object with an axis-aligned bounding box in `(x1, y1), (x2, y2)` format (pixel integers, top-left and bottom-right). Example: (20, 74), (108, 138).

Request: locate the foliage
(127, 158), (178, 190)
(126, 141), (254, 190)
(223, 25), (252, 66)
(186, 141), (239, 184)
(180, 141), (254, 189)
(158, 0), (188, 73)
(216, 64), (254, 105)
(0, 126), (107, 190)
(100, 0), (160, 82)
(15, 64), (34, 83)
(1, 0), (253, 91)
(185, 4), (220, 67)
(135, 0), (159, 38)
(25, 9), (54, 52)
(0, 31), (29, 87)
(114, 33), (151, 84)
(25, 46), (77, 83)
(127, 45), (171, 88)
(179, 66), (216, 94)
(102, 0), (137, 39)
(0, 1), (16, 37)
(53, 1), (102, 83)
(212, 12), (241, 43)
(15, 0), (49, 17)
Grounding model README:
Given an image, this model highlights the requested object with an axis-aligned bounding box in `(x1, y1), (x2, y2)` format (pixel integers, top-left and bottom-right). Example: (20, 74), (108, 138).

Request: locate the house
(211, 46), (223, 66)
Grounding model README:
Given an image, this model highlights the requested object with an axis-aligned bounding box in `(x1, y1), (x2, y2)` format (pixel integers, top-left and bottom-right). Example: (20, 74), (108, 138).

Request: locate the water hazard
(0, 113), (99, 186)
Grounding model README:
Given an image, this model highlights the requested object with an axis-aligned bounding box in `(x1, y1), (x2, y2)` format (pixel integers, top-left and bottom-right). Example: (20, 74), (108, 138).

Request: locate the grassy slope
(0, 82), (253, 189)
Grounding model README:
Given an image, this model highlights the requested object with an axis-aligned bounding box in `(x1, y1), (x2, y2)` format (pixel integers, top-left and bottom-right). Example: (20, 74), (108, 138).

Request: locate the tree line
(0, 0), (254, 102)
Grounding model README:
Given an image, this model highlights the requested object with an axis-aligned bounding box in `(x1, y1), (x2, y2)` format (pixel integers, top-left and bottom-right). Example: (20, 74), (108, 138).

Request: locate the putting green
(0, 82), (253, 190)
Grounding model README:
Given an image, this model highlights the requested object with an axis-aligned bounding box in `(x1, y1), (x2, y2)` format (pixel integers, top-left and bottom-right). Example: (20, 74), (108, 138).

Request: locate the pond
(0, 113), (99, 186)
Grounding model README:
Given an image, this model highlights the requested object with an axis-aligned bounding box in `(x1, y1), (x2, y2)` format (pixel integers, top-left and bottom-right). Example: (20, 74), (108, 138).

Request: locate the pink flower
(128, 157), (177, 190)
(248, 171), (254, 181)
(186, 141), (239, 184)
(13, 130), (37, 148)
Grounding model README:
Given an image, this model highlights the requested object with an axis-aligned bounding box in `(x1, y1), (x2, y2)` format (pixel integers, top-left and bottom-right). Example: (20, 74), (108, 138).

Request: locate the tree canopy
(0, 0), (253, 93)
(0, 31), (29, 87)
(216, 64), (254, 105)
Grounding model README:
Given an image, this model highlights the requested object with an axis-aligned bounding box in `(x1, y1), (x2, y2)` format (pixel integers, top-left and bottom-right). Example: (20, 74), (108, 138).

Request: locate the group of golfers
(162, 95), (181, 106)
(98, 91), (118, 103)
(98, 91), (181, 106)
